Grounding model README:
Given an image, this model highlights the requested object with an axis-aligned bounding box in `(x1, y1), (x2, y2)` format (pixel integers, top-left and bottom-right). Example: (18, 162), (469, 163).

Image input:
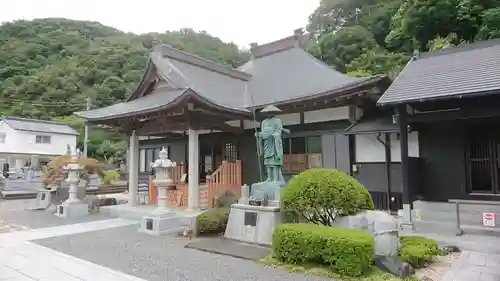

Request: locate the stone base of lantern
(54, 202), (89, 219)
(138, 211), (193, 236)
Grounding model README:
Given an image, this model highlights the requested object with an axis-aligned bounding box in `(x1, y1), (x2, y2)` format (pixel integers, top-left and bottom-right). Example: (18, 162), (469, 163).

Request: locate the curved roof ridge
(154, 44), (251, 81)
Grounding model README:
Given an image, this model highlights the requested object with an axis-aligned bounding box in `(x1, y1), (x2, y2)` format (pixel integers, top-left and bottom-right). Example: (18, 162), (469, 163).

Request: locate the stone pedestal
(54, 202), (89, 219)
(225, 203), (282, 246)
(34, 188), (53, 209)
(139, 212), (179, 235)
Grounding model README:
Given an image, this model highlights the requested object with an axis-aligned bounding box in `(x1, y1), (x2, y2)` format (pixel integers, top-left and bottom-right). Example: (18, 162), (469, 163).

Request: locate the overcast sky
(0, 0), (319, 47)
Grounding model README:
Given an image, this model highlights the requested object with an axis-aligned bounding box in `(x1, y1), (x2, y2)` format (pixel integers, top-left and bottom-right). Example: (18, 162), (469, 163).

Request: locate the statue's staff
(252, 106), (264, 182)
(247, 82), (263, 182)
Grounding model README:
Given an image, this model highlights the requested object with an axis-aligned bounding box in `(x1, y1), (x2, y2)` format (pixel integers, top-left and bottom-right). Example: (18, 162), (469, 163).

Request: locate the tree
(312, 26), (379, 72)
(346, 49), (408, 79)
(307, 0), (499, 78)
(476, 7), (500, 40)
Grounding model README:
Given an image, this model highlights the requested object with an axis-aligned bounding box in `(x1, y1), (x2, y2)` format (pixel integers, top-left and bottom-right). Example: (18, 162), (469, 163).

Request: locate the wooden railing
(204, 160), (242, 209)
(149, 161), (242, 210)
(149, 163), (187, 206)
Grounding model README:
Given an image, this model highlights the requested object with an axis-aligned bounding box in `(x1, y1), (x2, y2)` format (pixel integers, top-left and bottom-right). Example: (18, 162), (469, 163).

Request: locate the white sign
(482, 212), (496, 227)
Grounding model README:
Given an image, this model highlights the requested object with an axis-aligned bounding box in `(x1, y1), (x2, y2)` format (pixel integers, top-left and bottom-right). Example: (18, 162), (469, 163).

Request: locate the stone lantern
(64, 145), (82, 204)
(55, 145), (89, 218)
(151, 147), (176, 213)
(139, 147), (180, 235)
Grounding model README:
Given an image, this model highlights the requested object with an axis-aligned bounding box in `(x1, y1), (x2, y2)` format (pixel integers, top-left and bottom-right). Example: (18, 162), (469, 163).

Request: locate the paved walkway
(442, 251), (500, 281)
(0, 218), (144, 281)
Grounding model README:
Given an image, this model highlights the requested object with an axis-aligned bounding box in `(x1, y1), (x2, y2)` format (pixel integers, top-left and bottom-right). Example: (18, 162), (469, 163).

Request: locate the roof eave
(377, 87), (500, 107)
(253, 74), (389, 109)
(75, 88), (251, 123)
(14, 129), (79, 136)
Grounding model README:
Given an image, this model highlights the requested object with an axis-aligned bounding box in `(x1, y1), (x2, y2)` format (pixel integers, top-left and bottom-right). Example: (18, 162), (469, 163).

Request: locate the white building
(0, 117), (78, 170)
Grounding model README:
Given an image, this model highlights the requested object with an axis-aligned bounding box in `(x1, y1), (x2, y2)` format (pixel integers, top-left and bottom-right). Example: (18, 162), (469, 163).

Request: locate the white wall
(0, 121), (77, 156)
(355, 132), (419, 163)
(242, 107), (352, 130)
(303, 107), (350, 123)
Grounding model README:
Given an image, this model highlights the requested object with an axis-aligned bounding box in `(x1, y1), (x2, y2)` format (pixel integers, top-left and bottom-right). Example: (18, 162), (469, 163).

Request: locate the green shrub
(273, 223), (374, 277)
(281, 168), (374, 225)
(196, 207), (229, 235)
(100, 170), (120, 184)
(398, 236), (439, 268)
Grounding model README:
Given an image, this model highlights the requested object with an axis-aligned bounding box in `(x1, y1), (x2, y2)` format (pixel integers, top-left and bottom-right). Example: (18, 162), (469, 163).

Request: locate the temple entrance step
(413, 200), (500, 213)
(413, 218), (500, 237)
(412, 200), (500, 237)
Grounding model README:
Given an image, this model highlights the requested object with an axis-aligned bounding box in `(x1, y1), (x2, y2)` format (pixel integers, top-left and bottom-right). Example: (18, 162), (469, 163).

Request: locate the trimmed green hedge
(272, 223), (374, 277)
(196, 207), (229, 235)
(398, 236), (439, 268)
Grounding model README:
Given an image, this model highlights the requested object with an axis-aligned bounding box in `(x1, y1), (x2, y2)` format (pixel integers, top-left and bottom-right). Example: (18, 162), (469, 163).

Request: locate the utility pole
(83, 97), (91, 157)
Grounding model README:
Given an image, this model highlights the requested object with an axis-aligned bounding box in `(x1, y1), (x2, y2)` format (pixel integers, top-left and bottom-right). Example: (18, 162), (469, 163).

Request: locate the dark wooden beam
(409, 106), (500, 123)
(136, 118), (190, 135)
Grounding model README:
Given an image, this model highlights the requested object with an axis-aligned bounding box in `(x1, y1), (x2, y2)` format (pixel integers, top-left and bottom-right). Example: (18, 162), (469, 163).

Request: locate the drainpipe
(376, 132), (392, 212)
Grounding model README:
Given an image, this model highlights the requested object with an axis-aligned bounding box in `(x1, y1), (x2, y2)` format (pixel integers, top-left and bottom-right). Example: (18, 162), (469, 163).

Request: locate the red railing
(205, 160), (242, 209)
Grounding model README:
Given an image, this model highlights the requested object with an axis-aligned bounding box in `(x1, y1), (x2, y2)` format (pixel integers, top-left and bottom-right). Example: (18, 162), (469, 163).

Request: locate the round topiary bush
(281, 168), (374, 225)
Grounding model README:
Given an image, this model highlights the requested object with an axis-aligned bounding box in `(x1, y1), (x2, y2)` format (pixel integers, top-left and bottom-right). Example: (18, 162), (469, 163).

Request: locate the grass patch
(258, 254), (419, 281)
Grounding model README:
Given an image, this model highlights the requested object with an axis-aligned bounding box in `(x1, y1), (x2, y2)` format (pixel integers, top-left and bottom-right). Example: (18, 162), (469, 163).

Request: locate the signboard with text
(482, 212), (496, 227)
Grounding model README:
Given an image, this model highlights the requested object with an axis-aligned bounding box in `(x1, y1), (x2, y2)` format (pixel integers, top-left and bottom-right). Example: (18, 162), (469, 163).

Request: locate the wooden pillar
(187, 128), (199, 210)
(397, 105), (412, 226)
(384, 132), (392, 212)
(128, 130), (139, 206)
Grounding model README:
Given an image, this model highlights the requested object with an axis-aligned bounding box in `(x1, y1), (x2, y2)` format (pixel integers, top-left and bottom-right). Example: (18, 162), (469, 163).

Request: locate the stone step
(413, 200), (500, 214)
(1, 190), (38, 199)
(413, 220), (500, 237)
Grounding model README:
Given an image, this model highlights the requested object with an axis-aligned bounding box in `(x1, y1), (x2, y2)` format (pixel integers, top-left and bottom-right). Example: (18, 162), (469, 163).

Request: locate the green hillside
(0, 18), (249, 120)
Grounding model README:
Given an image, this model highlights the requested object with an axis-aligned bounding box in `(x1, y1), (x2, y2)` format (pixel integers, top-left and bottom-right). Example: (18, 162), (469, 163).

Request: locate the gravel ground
(0, 220), (31, 233)
(34, 225), (330, 281)
(0, 207), (113, 229)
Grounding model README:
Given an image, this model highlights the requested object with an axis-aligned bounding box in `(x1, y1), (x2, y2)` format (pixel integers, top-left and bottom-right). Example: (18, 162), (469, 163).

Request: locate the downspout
(376, 132), (392, 212)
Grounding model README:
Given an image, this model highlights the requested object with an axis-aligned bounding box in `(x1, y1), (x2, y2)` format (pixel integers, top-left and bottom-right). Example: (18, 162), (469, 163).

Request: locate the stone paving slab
(185, 238), (270, 260)
(0, 218), (138, 248)
(33, 225), (329, 281)
(0, 199), (36, 212)
(0, 241), (148, 281)
(441, 251), (500, 281)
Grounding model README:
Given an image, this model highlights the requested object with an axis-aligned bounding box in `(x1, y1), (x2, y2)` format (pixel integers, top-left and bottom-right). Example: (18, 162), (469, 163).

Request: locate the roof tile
(378, 39), (500, 105)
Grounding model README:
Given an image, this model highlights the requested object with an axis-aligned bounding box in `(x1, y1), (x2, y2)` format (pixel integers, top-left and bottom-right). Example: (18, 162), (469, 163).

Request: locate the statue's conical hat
(260, 105), (281, 113)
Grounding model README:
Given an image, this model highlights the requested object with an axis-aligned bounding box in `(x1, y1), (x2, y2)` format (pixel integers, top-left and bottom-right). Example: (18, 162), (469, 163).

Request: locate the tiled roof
(378, 39), (500, 105)
(76, 30), (386, 121)
(2, 117), (78, 135)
